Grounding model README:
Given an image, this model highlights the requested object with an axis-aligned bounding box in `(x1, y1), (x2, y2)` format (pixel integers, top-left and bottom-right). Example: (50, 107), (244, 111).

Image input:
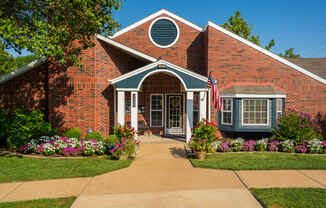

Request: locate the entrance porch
(110, 60), (209, 142)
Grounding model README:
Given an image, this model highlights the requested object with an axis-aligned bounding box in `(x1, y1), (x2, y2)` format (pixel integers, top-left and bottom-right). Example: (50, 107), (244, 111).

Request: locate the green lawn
(190, 152), (326, 170)
(0, 157), (132, 183)
(251, 188), (326, 208)
(0, 197), (76, 208)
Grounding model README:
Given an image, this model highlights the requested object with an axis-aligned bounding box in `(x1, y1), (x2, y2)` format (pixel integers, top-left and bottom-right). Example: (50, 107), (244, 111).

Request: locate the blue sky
(112, 0), (326, 58)
(12, 0), (326, 58)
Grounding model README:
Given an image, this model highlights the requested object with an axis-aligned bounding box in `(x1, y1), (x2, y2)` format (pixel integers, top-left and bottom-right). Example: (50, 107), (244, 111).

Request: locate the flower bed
(210, 138), (326, 154)
(19, 136), (106, 157)
(18, 125), (141, 159)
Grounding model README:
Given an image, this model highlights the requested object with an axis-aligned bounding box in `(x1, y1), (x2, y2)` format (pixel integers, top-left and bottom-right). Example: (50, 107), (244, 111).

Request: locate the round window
(149, 17), (179, 48)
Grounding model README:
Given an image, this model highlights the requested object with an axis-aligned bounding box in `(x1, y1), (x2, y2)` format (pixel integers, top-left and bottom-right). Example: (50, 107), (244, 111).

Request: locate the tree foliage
(279, 48), (300, 58)
(0, 47), (38, 76)
(0, 0), (121, 67)
(222, 11), (300, 57)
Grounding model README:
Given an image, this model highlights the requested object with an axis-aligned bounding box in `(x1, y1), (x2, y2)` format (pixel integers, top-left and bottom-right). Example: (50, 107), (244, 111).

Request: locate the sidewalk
(0, 142), (325, 208)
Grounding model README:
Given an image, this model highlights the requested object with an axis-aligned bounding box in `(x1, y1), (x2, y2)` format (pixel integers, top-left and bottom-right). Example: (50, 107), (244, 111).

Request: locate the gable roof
(1, 9), (325, 86)
(96, 34), (157, 62)
(287, 58), (326, 80)
(110, 9), (202, 39)
(109, 59), (208, 91)
(0, 57), (47, 84)
(205, 21), (326, 85)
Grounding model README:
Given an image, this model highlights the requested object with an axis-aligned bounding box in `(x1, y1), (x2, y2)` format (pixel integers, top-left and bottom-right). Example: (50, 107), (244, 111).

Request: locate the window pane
(193, 111), (199, 126)
(151, 111), (162, 127)
(152, 95), (162, 110)
(243, 99), (268, 125)
(223, 112), (231, 124)
(125, 100), (131, 113)
(193, 93), (199, 111)
(222, 98), (232, 124)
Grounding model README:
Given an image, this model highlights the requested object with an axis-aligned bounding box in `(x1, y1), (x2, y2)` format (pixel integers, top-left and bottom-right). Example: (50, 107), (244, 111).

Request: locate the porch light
(157, 64), (166, 69)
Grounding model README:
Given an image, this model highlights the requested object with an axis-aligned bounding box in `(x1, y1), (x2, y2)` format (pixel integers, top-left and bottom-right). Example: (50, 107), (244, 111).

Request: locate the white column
(131, 91), (138, 138)
(113, 88), (116, 126)
(117, 91), (125, 126)
(186, 91), (194, 143)
(199, 91), (207, 121)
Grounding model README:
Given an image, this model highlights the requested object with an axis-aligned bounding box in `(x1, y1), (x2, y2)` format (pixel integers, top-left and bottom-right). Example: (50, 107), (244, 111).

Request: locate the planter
(119, 152), (129, 160)
(194, 151), (207, 160)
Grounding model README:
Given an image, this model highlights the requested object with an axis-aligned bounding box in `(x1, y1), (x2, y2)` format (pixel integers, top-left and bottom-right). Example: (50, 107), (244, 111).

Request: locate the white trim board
(0, 57), (47, 84)
(220, 94), (286, 98)
(96, 34), (157, 62)
(109, 59), (208, 84)
(205, 21), (326, 85)
(110, 9), (202, 39)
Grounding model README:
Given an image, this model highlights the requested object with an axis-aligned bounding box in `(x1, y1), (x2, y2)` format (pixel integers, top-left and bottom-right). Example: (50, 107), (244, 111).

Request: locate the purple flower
(242, 140), (256, 151)
(218, 142), (230, 152)
(268, 141), (280, 152)
(60, 137), (68, 141)
(296, 144), (308, 153)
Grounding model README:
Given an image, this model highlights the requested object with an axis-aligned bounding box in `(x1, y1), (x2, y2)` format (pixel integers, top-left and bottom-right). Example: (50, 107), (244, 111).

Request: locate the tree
(0, 44), (17, 76)
(222, 11), (300, 57)
(0, 46), (39, 76)
(0, 0), (121, 67)
(279, 48), (300, 58)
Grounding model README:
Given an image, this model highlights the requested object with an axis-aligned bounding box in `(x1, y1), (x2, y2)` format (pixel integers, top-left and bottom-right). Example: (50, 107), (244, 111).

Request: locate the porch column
(131, 91), (138, 139)
(117, 91), (125, 126)
(186, 91), (194, 143)
(199, 91), (207, 121)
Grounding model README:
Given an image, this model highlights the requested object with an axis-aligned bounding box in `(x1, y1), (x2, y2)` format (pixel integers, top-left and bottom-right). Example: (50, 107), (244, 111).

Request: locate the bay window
(242, 99), (269, 125)
(221, 98), (232, 125)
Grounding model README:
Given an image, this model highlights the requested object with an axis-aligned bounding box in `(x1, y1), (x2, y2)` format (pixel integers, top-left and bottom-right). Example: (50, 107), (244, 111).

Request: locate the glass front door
(166, 95), (183, 134)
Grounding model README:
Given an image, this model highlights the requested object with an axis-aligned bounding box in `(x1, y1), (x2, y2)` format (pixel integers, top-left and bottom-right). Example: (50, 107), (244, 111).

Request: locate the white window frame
(150, 94), (164, 127)
(242, 99), (270, 126)
(276, 98), (283, 120)
(221, 98), (233, 125)
(148, 17), (180, 48)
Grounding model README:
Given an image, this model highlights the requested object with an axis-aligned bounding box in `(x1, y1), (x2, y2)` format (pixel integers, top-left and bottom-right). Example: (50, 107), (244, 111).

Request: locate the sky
(111, 0), (326, 58)
(12, 0), (326, 58)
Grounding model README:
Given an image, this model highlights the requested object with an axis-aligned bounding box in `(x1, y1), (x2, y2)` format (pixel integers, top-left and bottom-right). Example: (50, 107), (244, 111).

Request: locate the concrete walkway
(1, 142), (326, 207)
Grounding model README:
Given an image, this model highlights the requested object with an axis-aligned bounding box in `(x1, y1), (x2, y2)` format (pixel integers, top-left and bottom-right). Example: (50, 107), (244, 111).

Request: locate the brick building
(1, 9), (326, 141)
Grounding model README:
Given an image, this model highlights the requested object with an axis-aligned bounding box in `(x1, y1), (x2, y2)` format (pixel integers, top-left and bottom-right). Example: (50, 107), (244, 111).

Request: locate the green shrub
(3, 108), (56, 150)
(189, 119), (219, 152)
(85, 131), (104, 141)
(193, 119), (218, 143)
(273, 110), (322, 144)
(106, 134), (119, 145)
(63, 127), (82, 139)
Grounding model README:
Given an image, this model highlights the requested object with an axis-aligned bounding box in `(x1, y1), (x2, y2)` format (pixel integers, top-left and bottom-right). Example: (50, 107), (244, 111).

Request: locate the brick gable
(113, 14), (205, 75)
(205, 25), (326, 131)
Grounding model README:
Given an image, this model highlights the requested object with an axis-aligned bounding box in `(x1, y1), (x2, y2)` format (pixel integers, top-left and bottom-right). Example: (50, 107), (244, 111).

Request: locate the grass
(0, 156), (132, 183)
(251, 188), (326, 208)
(0, 197), (76, 208)
(190, 152), (326, 170)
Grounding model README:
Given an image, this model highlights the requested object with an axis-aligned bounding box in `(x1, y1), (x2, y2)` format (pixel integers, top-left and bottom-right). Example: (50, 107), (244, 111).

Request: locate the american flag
(207, 72), (221, 111)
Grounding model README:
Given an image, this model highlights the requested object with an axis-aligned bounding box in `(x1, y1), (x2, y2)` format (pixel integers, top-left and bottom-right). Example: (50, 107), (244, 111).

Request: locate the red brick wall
(205, 26), (326, 136)
(50, 38), (149, 137)
(0, 64), (49, 114)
